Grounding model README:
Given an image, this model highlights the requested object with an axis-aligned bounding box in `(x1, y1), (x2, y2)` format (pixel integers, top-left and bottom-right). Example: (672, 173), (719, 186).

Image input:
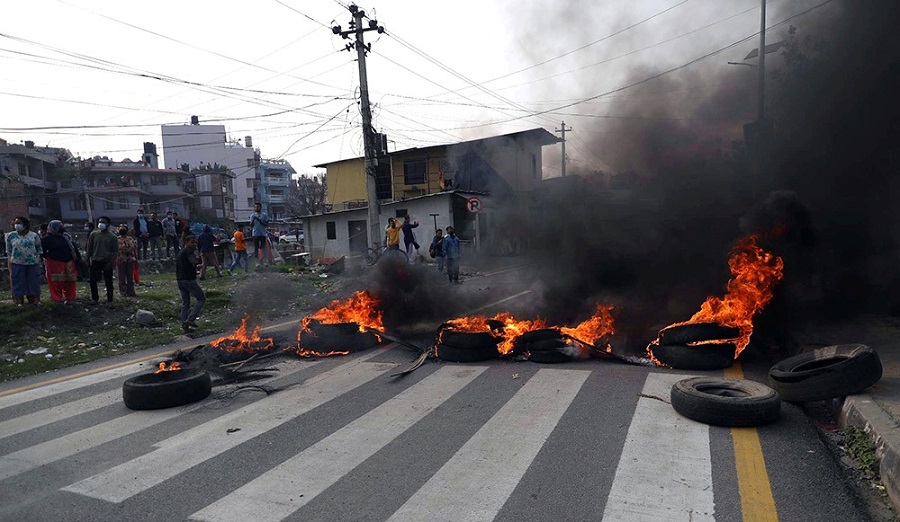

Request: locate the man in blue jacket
(443, 226), (461, 283)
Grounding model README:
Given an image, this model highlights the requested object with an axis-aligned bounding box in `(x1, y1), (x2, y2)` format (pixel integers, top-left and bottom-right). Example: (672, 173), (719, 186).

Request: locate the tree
(286, 174), (327, 217)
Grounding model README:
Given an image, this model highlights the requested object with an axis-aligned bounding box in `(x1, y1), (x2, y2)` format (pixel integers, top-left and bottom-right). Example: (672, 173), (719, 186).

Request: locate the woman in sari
(40, 220), (78, 304)
(116, 226), (138, 297)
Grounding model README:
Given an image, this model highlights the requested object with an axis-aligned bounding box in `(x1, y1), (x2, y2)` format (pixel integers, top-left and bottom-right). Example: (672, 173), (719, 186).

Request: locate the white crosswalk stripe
(0, 354), (729, 522)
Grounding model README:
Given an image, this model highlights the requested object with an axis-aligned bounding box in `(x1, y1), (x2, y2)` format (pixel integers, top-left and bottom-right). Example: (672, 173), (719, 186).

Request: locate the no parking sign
(466, 196), (482, 214)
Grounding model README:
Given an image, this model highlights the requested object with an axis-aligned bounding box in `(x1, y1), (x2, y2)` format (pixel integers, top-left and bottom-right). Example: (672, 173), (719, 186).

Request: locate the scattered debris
(135, 309), (157, 326)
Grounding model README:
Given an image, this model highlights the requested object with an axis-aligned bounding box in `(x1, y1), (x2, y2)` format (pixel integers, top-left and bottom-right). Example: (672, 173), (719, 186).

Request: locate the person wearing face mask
(116, 226), (138, 297)
(6, 216), (43, 305)
(133, 209), (150, 260)
(86, 216), (119, 304)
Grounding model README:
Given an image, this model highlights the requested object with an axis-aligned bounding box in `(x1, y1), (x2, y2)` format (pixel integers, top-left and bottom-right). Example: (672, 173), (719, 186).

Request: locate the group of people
(384, 215), (461, 283)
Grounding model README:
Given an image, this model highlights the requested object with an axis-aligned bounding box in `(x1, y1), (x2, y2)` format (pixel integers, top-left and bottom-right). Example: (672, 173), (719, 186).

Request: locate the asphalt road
(0, 263), (876, 521)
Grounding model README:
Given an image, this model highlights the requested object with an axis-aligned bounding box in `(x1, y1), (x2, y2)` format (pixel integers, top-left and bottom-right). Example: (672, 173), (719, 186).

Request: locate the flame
(296, 348), (350, 358)
(301, 291), (384, 333)
(644, 341), (669, 368)
(662, 234), (784, 358)
(560, 304), (616, 345)
(211, 315), (275, 353)
(154, 361), (181, 373)
(492, 314), (548, 355)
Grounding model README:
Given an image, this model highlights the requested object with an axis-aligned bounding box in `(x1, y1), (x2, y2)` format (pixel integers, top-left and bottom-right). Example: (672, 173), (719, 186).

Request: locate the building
(183, 164), (235, 225)
(255, 159), (295, 222)
(302, 128), (558, 259)
(56, 145), (192, 225)
(0, 139), (73, 226)
(161, 117), (256, 219)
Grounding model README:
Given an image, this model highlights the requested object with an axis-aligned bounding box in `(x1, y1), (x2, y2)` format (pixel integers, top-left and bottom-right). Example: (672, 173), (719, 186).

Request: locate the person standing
(147, 212), (164, 260)
(430, 228), (445, 273)
(133, 209), (150, 260)
(40, 220), (78, 304)
(162, 211), (177, 257)
(176, 236), (205, 334)
(443, 225), (461, 284)
(197, 225), (222, 279)
(115, 226), (137, 297)
(401, 215), (420, 264)
(6, 216), (43, 305)
(86, 216), (118, 304)
(228, 226), (249, 274)
(249, 202), (269, 267)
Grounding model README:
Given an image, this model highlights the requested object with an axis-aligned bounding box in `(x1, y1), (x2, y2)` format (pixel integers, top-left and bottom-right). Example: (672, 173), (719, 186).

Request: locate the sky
(0, 0), (836, 176)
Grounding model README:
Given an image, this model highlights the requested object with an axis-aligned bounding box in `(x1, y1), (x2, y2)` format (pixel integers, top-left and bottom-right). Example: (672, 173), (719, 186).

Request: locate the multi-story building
(0, 139), (73, 225)
(255, 159), (295, 222)
(302, 128), (558, 259)
(183, 164), (235, 224)
(161, 117), (256, 220)
(56, 144), (192, 225)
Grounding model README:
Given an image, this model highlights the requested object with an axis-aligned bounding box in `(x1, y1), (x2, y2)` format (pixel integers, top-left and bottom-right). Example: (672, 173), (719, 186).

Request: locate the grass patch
(845, 426), (880, 481)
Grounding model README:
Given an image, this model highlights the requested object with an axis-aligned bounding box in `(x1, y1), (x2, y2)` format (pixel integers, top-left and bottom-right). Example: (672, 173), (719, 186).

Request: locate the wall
(323, 158), (368, 208)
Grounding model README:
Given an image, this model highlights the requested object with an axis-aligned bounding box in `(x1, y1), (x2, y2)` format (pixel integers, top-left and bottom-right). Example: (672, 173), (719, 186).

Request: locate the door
(348, 220), (368, 254)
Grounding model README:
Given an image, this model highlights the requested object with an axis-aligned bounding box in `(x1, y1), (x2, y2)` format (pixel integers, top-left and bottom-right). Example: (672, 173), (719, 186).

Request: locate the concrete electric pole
(333, 5), (385, 250)
(757, 0), (766, 125)
(555, 121), (572, 177)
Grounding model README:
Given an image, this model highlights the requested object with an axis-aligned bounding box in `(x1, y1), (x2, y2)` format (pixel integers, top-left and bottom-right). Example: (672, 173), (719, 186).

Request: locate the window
(247, 159), (253, 167)
(246, 178), (254, 188)
(395, 209), (408, 218)
(531, 153), (538, 179)
(326, 221), (336, 240)
(247, 197), (255, 207)
(17, 163), (26, 177)
(104, 198), (115, 210)
(403, 159), (426, 185)
(70, 196), (87, 211)
(118, 197), (129, 209)
(150, 174), (168, 185)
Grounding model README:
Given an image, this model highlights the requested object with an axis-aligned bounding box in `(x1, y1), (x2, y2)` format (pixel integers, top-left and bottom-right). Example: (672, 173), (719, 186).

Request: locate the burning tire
(650, 343), (736, 370)
(437, 330), (500, 350)
(525, 339), (574, 363)
(768, 344), (882, 402)
(435, 343), (498, 363)
(302, 320), (380, 353)
(513, 328), (562, 350)
(122, 368), (212, 410)
(670, 377), (780, 427)
(658, 323), (740, 345)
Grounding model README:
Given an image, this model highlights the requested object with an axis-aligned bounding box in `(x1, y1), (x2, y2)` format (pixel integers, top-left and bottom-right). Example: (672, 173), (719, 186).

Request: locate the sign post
(466, 196), (482, 255)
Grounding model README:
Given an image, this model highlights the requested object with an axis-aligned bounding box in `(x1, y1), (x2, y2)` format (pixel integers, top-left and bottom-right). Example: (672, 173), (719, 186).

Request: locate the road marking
(724, 363), (778, 521)
(64, 351), (393, 503)
(0, 360), (317, 481)
(0, 389), (121, 441)
(469, 290), (532, 314)
(387, 369), (590, 522)
(190, 365), (489, 522)
(0, 358), (161, 410)
(602, 372), (714, 521)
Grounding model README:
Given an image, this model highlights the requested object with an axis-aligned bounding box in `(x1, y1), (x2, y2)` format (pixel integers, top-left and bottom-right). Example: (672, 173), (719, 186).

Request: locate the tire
(436, 343), (498, 362)
(365, 248), (380, 266)
(523, 338), (568, 352)
(528, 349), (573, 364)
(123, 368), (212, 410)
(670, 377), (780, 427)
(300, 329), (379, 353)
(438, 330), (500, 350)
(307, 321), (363, 338)
(650, 343), (735, 370)
(513, 328), (562, 346)
(768, 344), (882, 402)
(658, 323), (740, 345)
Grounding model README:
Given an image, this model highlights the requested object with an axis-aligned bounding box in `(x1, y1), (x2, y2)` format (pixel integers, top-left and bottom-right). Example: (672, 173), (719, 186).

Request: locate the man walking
(249, 202), (269, 267)
(147, 212), (164, 260)
(86, 216), (119, 303)
(197, 225), (222, 279)
(228, 226), (249, 274)
(133, 209), (149, 260)
(443, 225), (461, 284)
(176, 236), (205, 334)
(401, 215), (420, 264)
(162, 211), (178, 257)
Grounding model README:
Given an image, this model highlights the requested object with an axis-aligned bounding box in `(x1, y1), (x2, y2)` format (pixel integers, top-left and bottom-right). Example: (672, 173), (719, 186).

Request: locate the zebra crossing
(0, 344), (872, 521)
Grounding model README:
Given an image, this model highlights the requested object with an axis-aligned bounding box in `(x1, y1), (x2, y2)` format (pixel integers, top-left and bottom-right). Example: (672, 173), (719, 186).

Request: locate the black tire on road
(670, 376), (780, 427)
(436, 343), (498, 363)
(438, 330), (500, 350)
(527, 349), (573, 364)
(513, 328), (562, 347)
(768, 344), (882, 402)
(650, 343), (736, 370)
(307, 321), (364, 338)
(658, 323), (741, 345)
(123, 368), (212, 410)
(300, 330), (379, 353)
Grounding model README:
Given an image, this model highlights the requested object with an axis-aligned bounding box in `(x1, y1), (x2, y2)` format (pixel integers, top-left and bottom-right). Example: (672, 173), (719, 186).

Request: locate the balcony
(265, 194), (286, 203)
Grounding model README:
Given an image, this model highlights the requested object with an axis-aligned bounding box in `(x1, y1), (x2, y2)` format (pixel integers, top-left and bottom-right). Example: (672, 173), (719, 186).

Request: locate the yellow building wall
(325, 159), (367, 207)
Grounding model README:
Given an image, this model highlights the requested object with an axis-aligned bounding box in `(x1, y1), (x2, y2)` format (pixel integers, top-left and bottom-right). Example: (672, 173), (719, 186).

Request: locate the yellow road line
(724, 363), (779, 521)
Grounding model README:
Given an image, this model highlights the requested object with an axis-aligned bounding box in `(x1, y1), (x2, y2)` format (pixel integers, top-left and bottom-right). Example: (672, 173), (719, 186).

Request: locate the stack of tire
(669, 343), (883, 427)
(301, 320), (380, 353)
(513, 328), (575, 364)
(434, 329), (500, 363)
(651, 323), (740, 370)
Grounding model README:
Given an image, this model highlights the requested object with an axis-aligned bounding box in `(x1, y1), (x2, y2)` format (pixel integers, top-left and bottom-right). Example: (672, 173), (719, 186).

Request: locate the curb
(838, 394), (900, 511)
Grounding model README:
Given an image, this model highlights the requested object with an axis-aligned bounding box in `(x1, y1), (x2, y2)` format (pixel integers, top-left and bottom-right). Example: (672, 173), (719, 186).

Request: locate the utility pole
(757, 0), (766, 124)
(555, 121), (572, 177)
(333, 5), (385, 250)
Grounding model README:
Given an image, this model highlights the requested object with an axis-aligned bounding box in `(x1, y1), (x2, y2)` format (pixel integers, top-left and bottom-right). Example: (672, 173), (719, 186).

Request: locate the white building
(161, 118), (257, 220)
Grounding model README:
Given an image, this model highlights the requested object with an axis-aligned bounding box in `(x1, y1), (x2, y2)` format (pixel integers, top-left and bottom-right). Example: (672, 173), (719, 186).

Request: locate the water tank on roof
(190, 115), (199, 125)
(245, 136), (253, 148)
